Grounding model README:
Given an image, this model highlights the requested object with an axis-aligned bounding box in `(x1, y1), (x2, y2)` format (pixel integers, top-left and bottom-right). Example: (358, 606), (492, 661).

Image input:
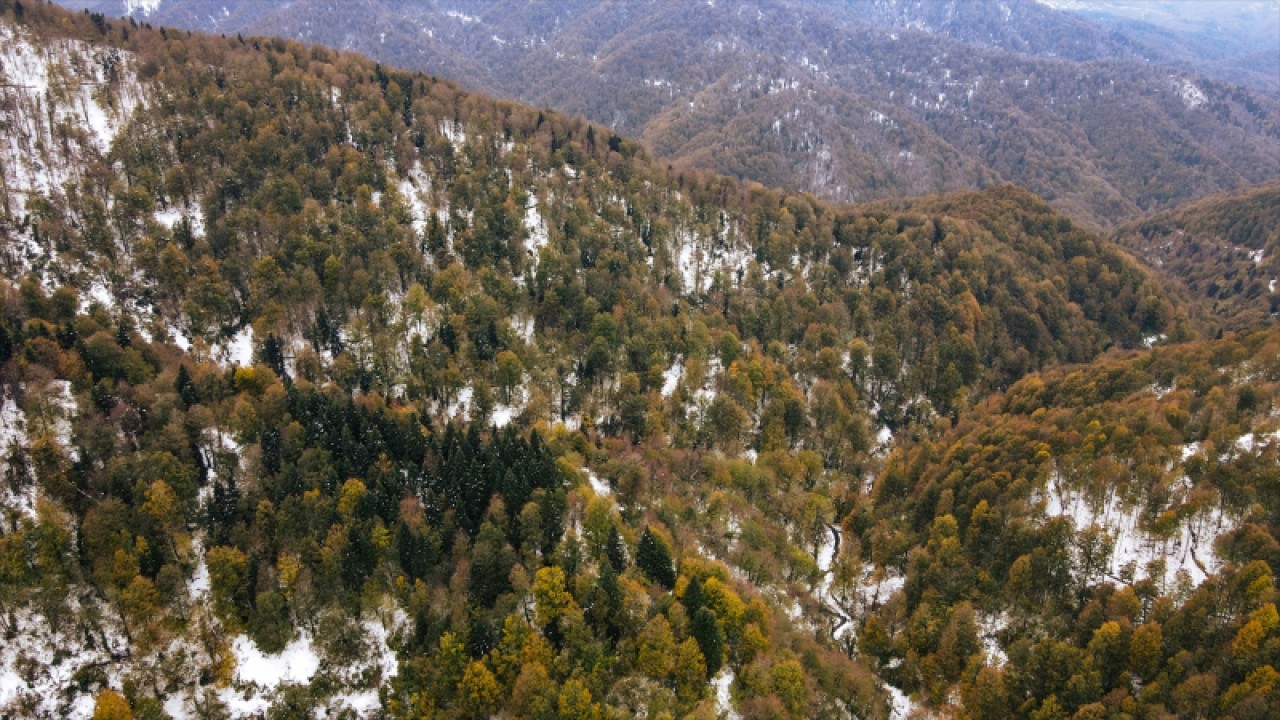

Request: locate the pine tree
(682, 575), (706, 613)
(175, 364), (199, 408)
(605, 525), (628, 571)
(691, 606), (724, 677)
(636, 527), (675, 588)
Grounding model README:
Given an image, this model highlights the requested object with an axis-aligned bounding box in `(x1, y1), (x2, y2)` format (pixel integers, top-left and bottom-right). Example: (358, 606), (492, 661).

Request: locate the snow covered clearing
(0, 24), (146, 219)
(511, 315), (536, 345)
(0, 598), (130, 718)
(125, 0), (163, 15)
(1040, 470), (1232, 591)
(1173, 76), (1207, 110)
(218, 634), (321, 717)
(886, 682), (918, 720)
(216, 325), (256, 368)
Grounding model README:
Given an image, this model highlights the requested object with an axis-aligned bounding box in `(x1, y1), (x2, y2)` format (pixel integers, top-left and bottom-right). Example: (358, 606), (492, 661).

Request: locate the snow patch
(0, 395), (35, 525)
(1041, 470), (1230, 590)
(438, 120), (467, 149)
(586, 470), (612, 497)
(524, 192), (549, 257)
(222, 633), (320, 709)
(444, 9), (481, 24)
(886, 683), (916, 720)
(511, 315), (535, 345)
(661, 359), (684, 397)
(0, 25), (146, 219)
(125, 0), (163, 15)
(712, 669), (740, 720)
(220, 325), (255, 368)
(1173, 76), (1207, 110)
(397, 163), (432, 236)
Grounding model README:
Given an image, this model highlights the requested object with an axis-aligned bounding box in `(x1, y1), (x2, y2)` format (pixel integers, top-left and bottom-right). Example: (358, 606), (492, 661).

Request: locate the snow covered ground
(1040, 467), (1232, 591)
(0, 394), (35, 527)
(0, 599), (130, 718)
(712, 669), (741, 720)
(0, 24), (146, 220)
(587, 469), (612, 497)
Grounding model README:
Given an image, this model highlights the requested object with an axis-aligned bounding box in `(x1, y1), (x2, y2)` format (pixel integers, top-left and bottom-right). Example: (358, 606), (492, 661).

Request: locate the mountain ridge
(54, 0), (1280, 231)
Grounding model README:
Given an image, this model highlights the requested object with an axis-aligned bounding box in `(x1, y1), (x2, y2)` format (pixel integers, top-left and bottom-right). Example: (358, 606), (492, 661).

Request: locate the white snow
(444, 9), (481, 24)
(0, 25), (146, 219)
(222, 325), (255, 368)
(524, 192), (549, 256)
(397, 163), (432, 236)
(978, 612), (1009, 666)
(169, 323), (192, 352)
(677, 235), (702, 292)
(328, 617), (400, 716)
(446, 385), (474, 420)
(218, 633), (320, 715)
(586, 470), (612, 497)
(231, 633), (321, 686)
(1041, 469), (1231, 590)
(886, 683), (916, 720)
(125, 0), (163, 15)
(661, 359), (684, 397)
(1173, 76), (1207, 109)
(712, 669), (740, 720)
(875, 425), (894, 450)
(0, 598), (129, 718)
(491, 404), (516, 427)
(0, 395), (35, 526)
(439, 120), (467, 149)
(153, 206), (184, 228)
(511, 315), (535, 345)
(42, 380), (78, 459)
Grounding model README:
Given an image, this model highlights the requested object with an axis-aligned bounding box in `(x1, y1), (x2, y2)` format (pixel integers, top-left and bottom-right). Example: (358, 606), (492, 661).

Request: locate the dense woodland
(0, 2), (1276, 719)
(56, 0), (1280, 230)
(1113, 183), (1280, 334)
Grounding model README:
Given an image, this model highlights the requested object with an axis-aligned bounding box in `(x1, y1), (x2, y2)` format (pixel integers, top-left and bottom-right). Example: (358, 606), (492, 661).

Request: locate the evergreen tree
(690, 606), (724, 677)
(605, 525), (628, 571)
(636, 527), (676, 588)
(175, 364), (199, 408)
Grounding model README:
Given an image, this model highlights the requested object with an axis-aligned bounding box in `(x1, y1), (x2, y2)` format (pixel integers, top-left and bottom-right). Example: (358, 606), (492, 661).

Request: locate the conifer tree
(691, 606), (724, 677)
(636, 526), (676, 588)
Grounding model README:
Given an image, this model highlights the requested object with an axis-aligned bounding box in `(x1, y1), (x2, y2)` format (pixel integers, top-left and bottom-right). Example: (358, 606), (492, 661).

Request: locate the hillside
(857, 326), (1280, 718)
(55, 0), (1280, 230)
(1113, 183), (1280, 333)
(1040, 0), (1280, 97)
(1, 4), (1275, 720)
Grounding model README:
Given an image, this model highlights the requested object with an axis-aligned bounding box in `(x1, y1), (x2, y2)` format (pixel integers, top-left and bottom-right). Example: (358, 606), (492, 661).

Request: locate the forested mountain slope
(56, 0), (1280, 230)
(0, 3), (1272, 720)
(1113, 183), (1280, 334)
(857, 327), (1280, 719)
(1040, 0), (1280, 97)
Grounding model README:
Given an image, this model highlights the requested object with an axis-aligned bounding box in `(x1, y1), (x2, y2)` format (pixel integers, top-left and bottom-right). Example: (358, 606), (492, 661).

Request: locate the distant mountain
(56, 0), (1280, 230)
(1113, 182), (1280, 332)
(1040, 0), (1280, 96)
